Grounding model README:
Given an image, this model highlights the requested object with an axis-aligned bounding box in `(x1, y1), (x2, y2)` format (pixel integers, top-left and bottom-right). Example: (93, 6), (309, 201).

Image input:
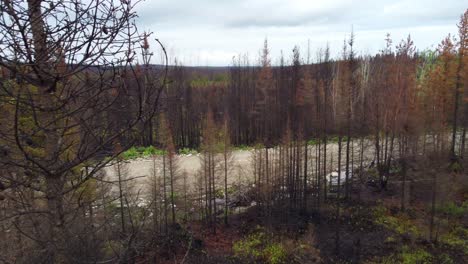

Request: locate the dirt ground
(103, 140), (376, 199)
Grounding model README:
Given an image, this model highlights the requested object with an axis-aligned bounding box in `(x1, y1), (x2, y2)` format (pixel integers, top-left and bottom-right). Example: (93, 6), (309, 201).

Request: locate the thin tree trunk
(303, 141), (308, 214)
(335, 136), (343, 254)
(323, 136), (328, 204)
(224, 146), (229, 226)
(429, 170), (437, 242)
(345, 135), (351, 199)
(163, 155), (168, 233)
(117, 161), (126, 235)
(169, 154), (176, 225)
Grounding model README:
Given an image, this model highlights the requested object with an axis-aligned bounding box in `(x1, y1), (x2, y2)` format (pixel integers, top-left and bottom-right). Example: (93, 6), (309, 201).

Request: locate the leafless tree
(0, 0), (167, 262)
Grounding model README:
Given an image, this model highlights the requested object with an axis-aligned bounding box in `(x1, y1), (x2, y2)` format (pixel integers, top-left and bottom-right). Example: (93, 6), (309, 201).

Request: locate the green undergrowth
(372, 205), (421, 238)
(120, 146), (202, 160)
(233, 144), (252, 151)
(178, 147), (198, 155)
(369, 201), (465, 264)
(121, 146), (166, 160)
(376, 247), (457, 264)
(436, 201), (468, 218)
(440, 226), (468, 255)
(380, 246), (432, 264)
(233, 227), (287, 264)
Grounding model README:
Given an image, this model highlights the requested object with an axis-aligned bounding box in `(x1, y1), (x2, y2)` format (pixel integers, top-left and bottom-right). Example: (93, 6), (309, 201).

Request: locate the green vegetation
(233, 228), (287, 264)
(120, 146), (198, 160)
(190, 74), (229, 88)
(400, 247), (432, 264)
(380, 246), (432, 264)
(170, 191), (179, 200)
(264, 243), (287, 264)
(440, 226), (468, 255)
(436, 201), (468, 218)
(373, 205), (420, 238)
(449, 160), (463, 173)
(328, 135), (349, 143)
(214, 188), (225, 199)
(121, 147), (140, 159)
(233, 144), (252, 151)
(233, 232), (264, 259)
(178, 147), (198, 155)
(121, 146), (166, 160)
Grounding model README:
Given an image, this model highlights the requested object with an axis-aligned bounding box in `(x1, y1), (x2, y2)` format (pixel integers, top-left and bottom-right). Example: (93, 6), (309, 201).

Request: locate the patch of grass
(436, 202), (467, 218)
(264, 243), (287, 264)
(307, 139), (319, 145)
(121, 146), (166, 160)
(190, 74), (228, 88)
(380, 246), (432, 264)
(122, 146), (140, 160)
(440, 226), (468, 255)
(233, 232), (264, 259)
(233, 228), (287, 264)
(373, 205), (420, 238)
(136, 146), (146, 153)
(233, 144), (252, 151)
(400, 246), (432, 264)
(178, 147), (198, 155)
(142, 146), (164, 157)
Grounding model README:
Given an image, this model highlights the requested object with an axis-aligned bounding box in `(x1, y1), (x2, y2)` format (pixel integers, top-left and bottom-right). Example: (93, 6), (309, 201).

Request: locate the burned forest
(0, 1), (468, 263)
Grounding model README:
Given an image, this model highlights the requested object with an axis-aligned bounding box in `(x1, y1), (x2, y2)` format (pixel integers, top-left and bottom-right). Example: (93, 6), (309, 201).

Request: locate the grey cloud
(134, 0), (466, 66)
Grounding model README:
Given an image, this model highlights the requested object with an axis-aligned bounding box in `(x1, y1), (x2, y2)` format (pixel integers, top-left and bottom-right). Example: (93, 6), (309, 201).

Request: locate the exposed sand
(103, 140), (377, 198)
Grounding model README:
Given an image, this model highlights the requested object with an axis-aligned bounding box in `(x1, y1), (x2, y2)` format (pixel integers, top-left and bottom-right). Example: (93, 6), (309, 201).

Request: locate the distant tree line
(0, 0), (466, 262)
(137, 13), (467, 165)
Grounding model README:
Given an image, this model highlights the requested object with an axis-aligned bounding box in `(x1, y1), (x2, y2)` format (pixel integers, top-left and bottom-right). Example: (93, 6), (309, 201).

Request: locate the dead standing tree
(0, 0), (166, 262)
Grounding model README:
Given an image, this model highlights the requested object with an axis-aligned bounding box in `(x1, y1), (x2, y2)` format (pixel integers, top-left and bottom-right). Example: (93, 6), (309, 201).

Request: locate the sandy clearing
(103, 140), (377, 197)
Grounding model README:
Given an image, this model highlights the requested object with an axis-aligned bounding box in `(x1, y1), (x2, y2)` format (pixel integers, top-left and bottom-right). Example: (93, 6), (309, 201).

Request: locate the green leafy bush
(136, 146), (146, 153)
(179, 147), (198, 155)
(121, 146), (166, 160)
(122, 147), (139, 159)
(142, 146), (157, 156)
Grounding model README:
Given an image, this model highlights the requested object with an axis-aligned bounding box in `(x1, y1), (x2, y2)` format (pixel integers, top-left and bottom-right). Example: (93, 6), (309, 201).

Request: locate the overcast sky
(135, 0), (466, 66)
